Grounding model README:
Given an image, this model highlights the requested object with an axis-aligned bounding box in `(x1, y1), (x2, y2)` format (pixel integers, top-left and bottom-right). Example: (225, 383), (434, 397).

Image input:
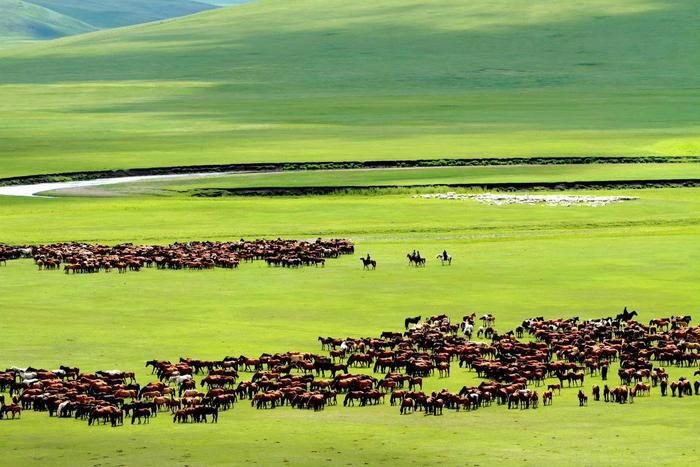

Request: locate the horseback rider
(442, 250), (448, 260)
(366, 253), (371, 261)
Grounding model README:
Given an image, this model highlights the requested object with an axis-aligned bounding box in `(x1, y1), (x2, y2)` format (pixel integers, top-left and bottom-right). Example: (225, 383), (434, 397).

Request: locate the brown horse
(400, 397), (415, 414)
(542, 390), (553, 406)
(131, 408), (151, 424)
(0, 403), (21, 419)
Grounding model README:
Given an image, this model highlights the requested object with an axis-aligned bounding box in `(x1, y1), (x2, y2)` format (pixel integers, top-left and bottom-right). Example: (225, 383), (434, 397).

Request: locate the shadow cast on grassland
(0, 0), (695, 89)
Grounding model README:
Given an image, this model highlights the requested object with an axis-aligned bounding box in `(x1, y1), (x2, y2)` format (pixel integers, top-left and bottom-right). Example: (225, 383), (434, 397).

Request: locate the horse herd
(0, 239), (354, 274)
(2, 242), (463, 274)
(2, 308), (699, 425)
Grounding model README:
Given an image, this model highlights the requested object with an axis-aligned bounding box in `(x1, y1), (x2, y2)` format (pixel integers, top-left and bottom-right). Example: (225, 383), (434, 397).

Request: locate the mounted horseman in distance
(361, 254), (376, 270)
(437, 250), (452, 265)
(407, 251), (426, 267)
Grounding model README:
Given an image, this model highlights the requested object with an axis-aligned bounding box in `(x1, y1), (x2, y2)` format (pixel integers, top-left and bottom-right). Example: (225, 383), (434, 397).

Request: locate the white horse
(18, 371), (37, 382)
(21, 378), (39, 387)
(57, 400), (71, 417)
(462, 322), (474, 340)
(480, 314), (495, 327)
(169, 374), (193, 387)
(436, 254), (452, 265)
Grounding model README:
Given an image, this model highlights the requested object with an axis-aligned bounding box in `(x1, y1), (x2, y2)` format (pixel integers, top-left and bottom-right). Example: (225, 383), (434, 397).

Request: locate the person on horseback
(442, 250), (448, 261)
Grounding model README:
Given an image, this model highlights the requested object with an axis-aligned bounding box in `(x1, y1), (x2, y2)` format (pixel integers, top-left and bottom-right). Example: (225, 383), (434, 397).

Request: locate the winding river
(0, 172), (229, 198)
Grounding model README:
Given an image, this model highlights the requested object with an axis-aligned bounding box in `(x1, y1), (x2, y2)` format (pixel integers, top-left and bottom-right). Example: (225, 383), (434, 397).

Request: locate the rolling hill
(200, 0), (251, 5)
(0, 0), (216, 41)
(27, 0), (218, 29)
(0, 0), (698, 178)
(0, 0), (96, 41)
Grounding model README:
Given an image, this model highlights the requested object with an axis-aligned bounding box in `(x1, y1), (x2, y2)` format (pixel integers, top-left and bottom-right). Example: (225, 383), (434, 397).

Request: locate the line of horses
(0, 239), (354, 275)
(3, 309), (700, 425)
(360, 251), (454, 270)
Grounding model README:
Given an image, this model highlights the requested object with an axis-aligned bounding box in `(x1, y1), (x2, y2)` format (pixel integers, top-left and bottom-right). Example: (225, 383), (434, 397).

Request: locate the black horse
(361, 256), (376, 270)
(406, 253), (425, 267)
(616, 308), (638, 321)
(405, 315), (421, 329)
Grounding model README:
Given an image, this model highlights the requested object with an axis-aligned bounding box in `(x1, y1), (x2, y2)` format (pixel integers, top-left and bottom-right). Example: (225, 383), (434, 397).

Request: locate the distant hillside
(0, 0), (698, 178)
(0, 0), (96, 40)
(28, 0), (217, 29)
(200, 0), (251, 5)
(0, 0), (216, 41)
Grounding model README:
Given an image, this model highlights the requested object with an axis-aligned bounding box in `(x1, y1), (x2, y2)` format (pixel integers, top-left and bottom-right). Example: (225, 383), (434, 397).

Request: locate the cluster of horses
(3, 308), (700, 425)
(314, 310), (700, 415)
(0, 239), (354, 274)
(0, 364), (234, 426)
(0, 245), (27, 266)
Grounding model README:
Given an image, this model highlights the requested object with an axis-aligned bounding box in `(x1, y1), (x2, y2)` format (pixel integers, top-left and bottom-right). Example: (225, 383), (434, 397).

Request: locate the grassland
(2, 0), (699, 464)
(60, 163), (700, 197)
(0, 0), (698, 177)
(2, 187), (700, 465)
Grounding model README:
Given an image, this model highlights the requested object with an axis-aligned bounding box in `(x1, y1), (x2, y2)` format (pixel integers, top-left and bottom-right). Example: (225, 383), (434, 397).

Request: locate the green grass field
(2, 0), (700, 465)
(2, 187), (700, 465)
(57, 163), (700, 197)
(0, 0), (699, 177)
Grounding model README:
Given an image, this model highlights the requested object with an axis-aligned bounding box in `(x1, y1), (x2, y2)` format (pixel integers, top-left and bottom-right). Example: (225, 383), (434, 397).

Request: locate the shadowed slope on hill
(27, 0), (217, 29)
(0, 0), (96, 40)
(0, 0), (698, 177)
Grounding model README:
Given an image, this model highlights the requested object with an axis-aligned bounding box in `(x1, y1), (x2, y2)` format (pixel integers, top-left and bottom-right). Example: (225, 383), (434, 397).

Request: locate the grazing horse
(0, 403), (21, 419)
(131, 408), (151, 424)
(480, 314), (496, 327)
(578, 390), (588, 407)
(400, 397), (414, 414)
(462, 322), (473, 340)
(404, 316), (421, 330)
(542, 390), (553, 406)
(361, 256), (376, 270)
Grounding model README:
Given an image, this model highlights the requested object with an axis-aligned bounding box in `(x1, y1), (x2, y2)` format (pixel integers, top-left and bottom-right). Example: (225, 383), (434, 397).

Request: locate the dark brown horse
(578, 390), (588, 406)
(0, 403), (21, 419)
